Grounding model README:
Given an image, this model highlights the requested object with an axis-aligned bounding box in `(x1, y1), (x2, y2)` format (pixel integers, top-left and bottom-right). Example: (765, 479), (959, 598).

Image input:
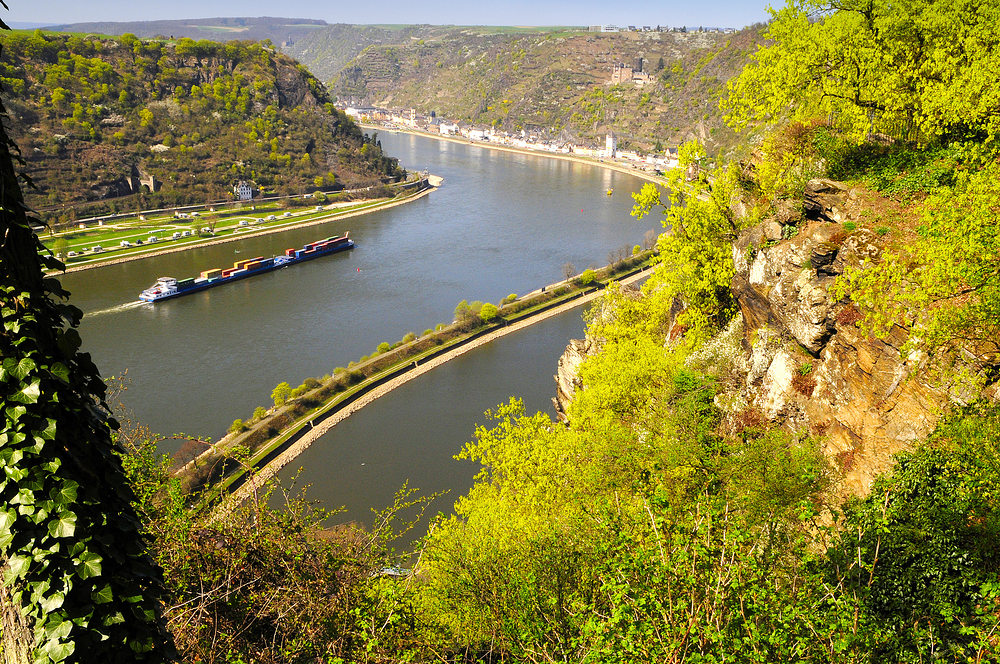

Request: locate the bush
(480, 302), (499, 323)
(843, 221), (857, 231)
(579, 268), (597, 286)
(503, 293), (518, 304)
(792, 374), (817, 396)
(229, 418), (246, 434)
(422, 328), (434, 337)
(271, 381), (292, 407)
(252, 407), (267, 421)
(402, 332), (416, 344)
(302, 377), (321, 390)
(376, 342), (391, 354)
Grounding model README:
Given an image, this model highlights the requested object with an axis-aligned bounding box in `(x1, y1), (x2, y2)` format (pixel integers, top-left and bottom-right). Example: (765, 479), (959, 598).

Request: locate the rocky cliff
(556, 178), (996, 498)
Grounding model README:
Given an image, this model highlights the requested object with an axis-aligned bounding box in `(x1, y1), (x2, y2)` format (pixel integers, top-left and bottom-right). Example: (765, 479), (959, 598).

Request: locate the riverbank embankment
(55, 177), (441, 275)
(208, 263), (653, 518)
(362, 124), (668, 187)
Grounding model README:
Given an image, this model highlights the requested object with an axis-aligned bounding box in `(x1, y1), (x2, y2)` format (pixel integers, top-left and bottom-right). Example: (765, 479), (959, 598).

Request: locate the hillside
(45, 16), (330, 46)
(48, 19), (761, 154)
(0, 31), (403, 221)
(325, 27), (761, 153)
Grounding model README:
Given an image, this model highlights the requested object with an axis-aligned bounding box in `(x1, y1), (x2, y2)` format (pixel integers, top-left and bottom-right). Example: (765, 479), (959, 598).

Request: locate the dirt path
(217, 266), (652, 514)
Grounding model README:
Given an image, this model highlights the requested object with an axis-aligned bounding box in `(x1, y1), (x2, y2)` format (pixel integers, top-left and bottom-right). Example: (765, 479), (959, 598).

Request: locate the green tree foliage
(0, 36), (173, 662)
(833, 162), (1000, 355)
(270, 381), (292, 407)
(0, 30), (404, 218)
(118, 428), (434, 663)
(724, 0), (1000, 144)
(478, 302), (499, 323)
(631, 141), (748, 342)
(825, 402), (1000, 661)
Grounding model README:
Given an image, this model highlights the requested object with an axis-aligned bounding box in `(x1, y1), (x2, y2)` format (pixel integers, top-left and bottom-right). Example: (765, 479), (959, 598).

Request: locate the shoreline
(216, 265), (653, 516)
(361, 124), (668, 186)
(53, 180), (440, 275)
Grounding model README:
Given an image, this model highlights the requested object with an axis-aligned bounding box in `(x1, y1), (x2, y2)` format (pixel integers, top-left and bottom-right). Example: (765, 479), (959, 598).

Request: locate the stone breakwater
(215, 267), (653, 517)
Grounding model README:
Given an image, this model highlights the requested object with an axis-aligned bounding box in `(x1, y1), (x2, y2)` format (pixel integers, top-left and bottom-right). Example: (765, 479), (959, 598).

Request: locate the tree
(724, 0), (1000, 144)
(0, 17), (174, 662)
(631, 141), (748, 342)
(479, 302), (499, 323)
(270, 381), (292, 407)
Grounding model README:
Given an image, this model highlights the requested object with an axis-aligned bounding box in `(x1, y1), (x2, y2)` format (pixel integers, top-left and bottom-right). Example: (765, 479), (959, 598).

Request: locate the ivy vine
(0, 10), (174, 662)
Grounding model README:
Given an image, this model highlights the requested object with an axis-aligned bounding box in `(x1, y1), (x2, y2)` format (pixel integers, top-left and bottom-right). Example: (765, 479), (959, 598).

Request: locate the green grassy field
(40, 197), (391, 268)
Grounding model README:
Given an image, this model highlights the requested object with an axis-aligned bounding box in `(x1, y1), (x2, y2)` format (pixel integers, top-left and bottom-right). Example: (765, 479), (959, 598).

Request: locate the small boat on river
(139, 233), (354, 303)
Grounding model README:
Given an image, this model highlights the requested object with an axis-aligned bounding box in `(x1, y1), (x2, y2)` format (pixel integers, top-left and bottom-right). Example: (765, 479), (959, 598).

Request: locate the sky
(7, 1), (773, 30)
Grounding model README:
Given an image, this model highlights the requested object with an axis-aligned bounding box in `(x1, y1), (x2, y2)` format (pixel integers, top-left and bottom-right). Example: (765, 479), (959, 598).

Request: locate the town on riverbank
(345, 105), (680, 177)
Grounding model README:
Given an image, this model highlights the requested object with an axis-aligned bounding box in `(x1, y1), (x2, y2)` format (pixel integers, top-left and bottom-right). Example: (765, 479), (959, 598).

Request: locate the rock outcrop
(725, 180), (991, 497)
(554, 178), (996, 500)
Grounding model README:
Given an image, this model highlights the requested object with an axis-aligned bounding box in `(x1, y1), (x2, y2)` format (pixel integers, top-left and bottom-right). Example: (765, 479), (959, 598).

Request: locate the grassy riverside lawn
(176, 253), (657, 514)
(40, 177), (436, 274)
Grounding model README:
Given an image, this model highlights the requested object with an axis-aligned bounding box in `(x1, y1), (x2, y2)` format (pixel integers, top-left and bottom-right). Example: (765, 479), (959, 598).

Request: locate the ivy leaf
(5, 554), (31, 582)
(91, 583), (113, 605)
(51, 480), (78, 506)
(38, 418), (58, 441)
(48, 511), (77, 539)
(0, 508), (16, 536)
(75, 551), (102, 580)
(49, 362), (69, 383)
(8, 357), (36, 381)
(56, 328), (82, 357)
(38, 590), (66, 613)
(10, 379), (41, 404)
(41, 637), (75, 663)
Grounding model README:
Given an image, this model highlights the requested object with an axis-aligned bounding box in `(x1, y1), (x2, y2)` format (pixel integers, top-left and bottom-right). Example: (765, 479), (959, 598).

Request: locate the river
(62, 131), (659, 442)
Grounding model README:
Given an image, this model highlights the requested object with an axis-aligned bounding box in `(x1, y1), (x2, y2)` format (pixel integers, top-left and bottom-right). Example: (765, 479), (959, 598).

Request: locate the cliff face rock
(727, 181), (991, 497)
(553, 338), (591, 423)
(555, 178), (994, 500)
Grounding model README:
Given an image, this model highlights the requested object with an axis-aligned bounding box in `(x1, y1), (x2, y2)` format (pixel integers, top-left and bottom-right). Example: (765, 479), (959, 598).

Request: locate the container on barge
(139, 233), (354, 303)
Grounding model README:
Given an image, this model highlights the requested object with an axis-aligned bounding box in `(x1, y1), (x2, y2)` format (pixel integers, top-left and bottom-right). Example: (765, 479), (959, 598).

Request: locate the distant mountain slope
(0, 31), (402, 220)
(46, 18), (762, 154)
(326, 27), (762, 153)
(45, 16), (329, 44)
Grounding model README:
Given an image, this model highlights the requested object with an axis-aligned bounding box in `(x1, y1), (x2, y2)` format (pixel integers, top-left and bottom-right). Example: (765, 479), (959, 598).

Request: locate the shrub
(843, 221), (857, 231)
(480, 302), (499, 323)
(302, 377), (321, 390)
(229, 418), (246, 434)
(376, 342), (391, 354)
(402, 332), (416, 344)
(503, 293), (518, 304)
(836, 304), (863, 326)
(252, 406), (267, 421)
(422, 328), (434, 337)
(792, 374), (817, 396)
(798, 361), (813, 375)
(876, 225), (890, 236)
(579, 268), (597, 286)
(271, 381), (292, 407)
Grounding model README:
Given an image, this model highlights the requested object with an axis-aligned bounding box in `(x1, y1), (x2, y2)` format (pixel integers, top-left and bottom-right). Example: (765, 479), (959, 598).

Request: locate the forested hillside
(0, 31), (403, 221)
(327, 27), (760, 152)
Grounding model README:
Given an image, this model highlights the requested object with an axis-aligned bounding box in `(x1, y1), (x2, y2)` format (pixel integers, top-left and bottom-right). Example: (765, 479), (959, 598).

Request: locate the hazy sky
(7, 1), (773, 29)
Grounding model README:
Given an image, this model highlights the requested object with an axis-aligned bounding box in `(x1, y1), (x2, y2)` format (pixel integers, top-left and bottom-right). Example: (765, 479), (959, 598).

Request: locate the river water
(60, 132), (659, 524)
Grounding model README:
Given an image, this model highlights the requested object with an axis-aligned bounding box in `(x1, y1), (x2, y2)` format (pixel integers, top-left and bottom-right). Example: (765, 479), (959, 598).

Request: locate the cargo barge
(139, 233), (354, 303)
